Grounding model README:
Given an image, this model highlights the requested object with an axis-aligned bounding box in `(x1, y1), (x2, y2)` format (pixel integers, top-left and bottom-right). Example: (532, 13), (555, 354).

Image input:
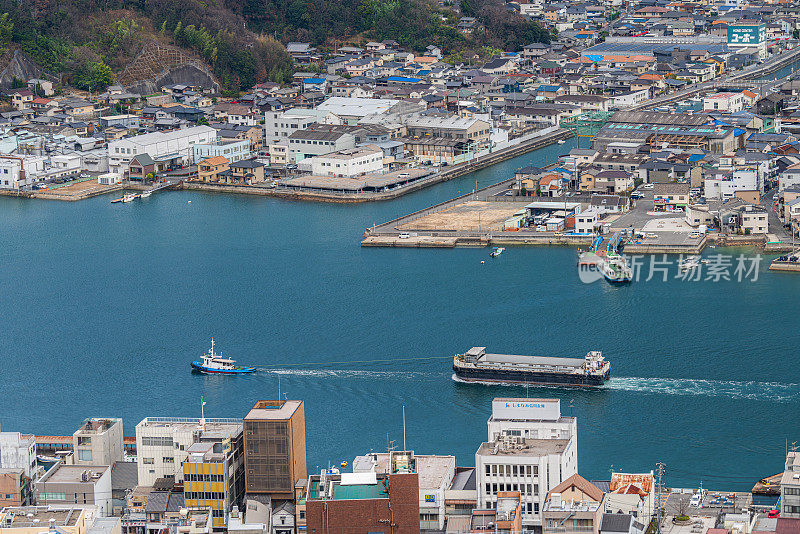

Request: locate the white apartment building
(135, 417), (242, 487)
(305, 144), (383, 177)
(0, 431), (37, 477)
(108, 126), (216, 174)
(703, 92), (746, 113)
(704, 168), (760, 200)
(575, 208), (601, 234)
(782, 451), (800, 518)
(0, 155), (47, 190)
(264, 109), (338, 144)
(193, 139), (251, 163)
(477, 399), (578, 531)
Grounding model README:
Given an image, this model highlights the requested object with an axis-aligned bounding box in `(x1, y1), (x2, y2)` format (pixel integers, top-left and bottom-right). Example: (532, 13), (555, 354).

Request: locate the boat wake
(604, 376), (800, 402)
(453, 374), (800, 402)
(257, 368), (435, 379)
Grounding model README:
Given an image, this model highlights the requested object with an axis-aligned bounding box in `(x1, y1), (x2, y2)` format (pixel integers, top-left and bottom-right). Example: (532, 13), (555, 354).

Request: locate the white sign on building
(491, 398), (561, 421)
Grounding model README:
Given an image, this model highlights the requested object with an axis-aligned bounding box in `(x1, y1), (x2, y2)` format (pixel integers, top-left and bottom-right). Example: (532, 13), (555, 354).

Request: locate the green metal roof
(308, 480), (390, 501)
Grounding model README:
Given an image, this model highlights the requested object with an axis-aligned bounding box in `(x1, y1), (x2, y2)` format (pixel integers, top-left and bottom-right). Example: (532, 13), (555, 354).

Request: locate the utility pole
(656, 462), (666, 534)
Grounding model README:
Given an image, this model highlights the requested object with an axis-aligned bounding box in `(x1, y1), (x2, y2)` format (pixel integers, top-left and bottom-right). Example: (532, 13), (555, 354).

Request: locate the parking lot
(665, 490), (752, 516)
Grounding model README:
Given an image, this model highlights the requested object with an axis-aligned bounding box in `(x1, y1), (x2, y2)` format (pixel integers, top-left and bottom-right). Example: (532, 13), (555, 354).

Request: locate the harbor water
(1, 137), (798, 489)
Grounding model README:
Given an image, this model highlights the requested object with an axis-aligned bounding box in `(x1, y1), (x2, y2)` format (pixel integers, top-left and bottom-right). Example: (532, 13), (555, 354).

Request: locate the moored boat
(600, 253), (633, 283)
(490, 247), (505, 257)
(191, 339), (255, 374)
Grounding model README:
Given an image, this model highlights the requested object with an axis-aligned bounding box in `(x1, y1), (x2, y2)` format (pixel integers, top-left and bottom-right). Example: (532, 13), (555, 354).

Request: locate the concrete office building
(264, 109), (339, 144)
(487, 398), (578, 449)
(243, 401), (306, 502)
(35, 464), (113, 516)
(352, 451), (456, 531)
(477, 399), (578, 531)
(108, 126), (216, 173)
(135, 417), (243, 487)
(0, 430), (37, 478)
(73, 419), (124, 466)
(304, 145), (384, 178)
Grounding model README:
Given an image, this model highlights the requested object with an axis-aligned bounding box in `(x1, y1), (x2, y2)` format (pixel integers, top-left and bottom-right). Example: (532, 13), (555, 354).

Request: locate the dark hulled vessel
(453, 347), (610, 387)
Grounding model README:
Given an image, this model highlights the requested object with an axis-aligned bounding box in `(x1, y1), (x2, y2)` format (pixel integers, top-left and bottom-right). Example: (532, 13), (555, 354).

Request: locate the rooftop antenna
(402, 405), (407, 451)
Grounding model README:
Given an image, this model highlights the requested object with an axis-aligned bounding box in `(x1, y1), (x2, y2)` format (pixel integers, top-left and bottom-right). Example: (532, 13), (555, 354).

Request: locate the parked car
(398, 233), (411, 239)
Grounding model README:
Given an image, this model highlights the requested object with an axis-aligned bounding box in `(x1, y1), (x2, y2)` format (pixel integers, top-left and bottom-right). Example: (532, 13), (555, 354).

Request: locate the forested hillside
(0, 0), (551, 92)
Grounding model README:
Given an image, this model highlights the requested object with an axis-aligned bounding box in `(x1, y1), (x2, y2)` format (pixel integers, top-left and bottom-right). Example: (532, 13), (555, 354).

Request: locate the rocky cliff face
(118, 42), (220, 94)
(0, 50), (56, 89)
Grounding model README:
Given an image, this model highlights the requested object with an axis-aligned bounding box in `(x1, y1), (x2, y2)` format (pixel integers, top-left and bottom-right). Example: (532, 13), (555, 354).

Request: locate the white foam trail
(605, 376), (800, 402)
(452, 374), (800, 402)
(257, 368), (434, 379)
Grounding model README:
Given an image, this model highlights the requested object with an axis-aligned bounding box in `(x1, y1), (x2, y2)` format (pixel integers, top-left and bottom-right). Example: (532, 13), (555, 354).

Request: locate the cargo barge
(453, 347), (610, 387)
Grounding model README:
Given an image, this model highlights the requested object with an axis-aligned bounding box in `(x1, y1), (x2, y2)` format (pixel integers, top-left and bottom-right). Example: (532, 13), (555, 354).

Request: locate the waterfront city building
(0, 430), (37, 478)
(352, 451), (456, 531)
(108, 126), (217, 174)
(476, 399), (578, 530)
(305, 451), (420, 534)
(34, 464), (113, 516)
(73, 418), (124, 466)
(243, 400), (306, 502)
(135, 417), (243, 487)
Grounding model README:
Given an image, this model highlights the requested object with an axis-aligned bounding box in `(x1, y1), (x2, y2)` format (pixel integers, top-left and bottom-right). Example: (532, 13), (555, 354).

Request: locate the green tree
(0, 12), (13, 54)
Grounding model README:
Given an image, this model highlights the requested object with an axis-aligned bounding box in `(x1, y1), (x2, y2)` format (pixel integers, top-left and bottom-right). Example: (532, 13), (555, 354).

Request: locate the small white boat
(121, 193), (137, 203)
(490, 247), (505, 257)
(557, 139), (566, 144)
(140, 190), (152, 198)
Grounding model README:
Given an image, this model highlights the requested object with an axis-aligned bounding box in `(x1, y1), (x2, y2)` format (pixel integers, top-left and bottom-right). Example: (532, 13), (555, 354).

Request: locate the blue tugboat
(191, 339), (256, 375)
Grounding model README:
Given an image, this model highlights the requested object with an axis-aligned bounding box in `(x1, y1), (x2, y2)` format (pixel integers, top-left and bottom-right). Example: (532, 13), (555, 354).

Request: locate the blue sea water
(1, 138), (798, 490)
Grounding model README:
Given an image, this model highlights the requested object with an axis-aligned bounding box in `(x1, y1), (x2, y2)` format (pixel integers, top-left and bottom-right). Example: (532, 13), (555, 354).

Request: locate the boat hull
(453, 365), (608, 387)
(191, 361), (255, 374)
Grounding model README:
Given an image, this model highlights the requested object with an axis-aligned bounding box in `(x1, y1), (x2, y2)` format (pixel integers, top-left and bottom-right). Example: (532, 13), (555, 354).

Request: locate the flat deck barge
(453, 347), (610, 387)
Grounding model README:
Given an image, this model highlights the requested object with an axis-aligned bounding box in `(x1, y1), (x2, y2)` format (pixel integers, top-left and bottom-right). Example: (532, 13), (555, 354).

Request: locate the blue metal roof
(303, 78), (326, 84)
(388, 76), (423, 83)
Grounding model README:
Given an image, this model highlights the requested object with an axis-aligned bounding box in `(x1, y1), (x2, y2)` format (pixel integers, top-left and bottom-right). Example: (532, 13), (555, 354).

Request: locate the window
(163, 457), (174, 463)
(785, 487), (800, 496)
(78, 449), (93, 462)
(143, 457), (154, 464)
(41, 492), (66, 501)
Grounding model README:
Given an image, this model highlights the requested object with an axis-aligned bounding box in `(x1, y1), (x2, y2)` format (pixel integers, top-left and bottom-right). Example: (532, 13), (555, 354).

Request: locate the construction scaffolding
(559, 111), (614, 148)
